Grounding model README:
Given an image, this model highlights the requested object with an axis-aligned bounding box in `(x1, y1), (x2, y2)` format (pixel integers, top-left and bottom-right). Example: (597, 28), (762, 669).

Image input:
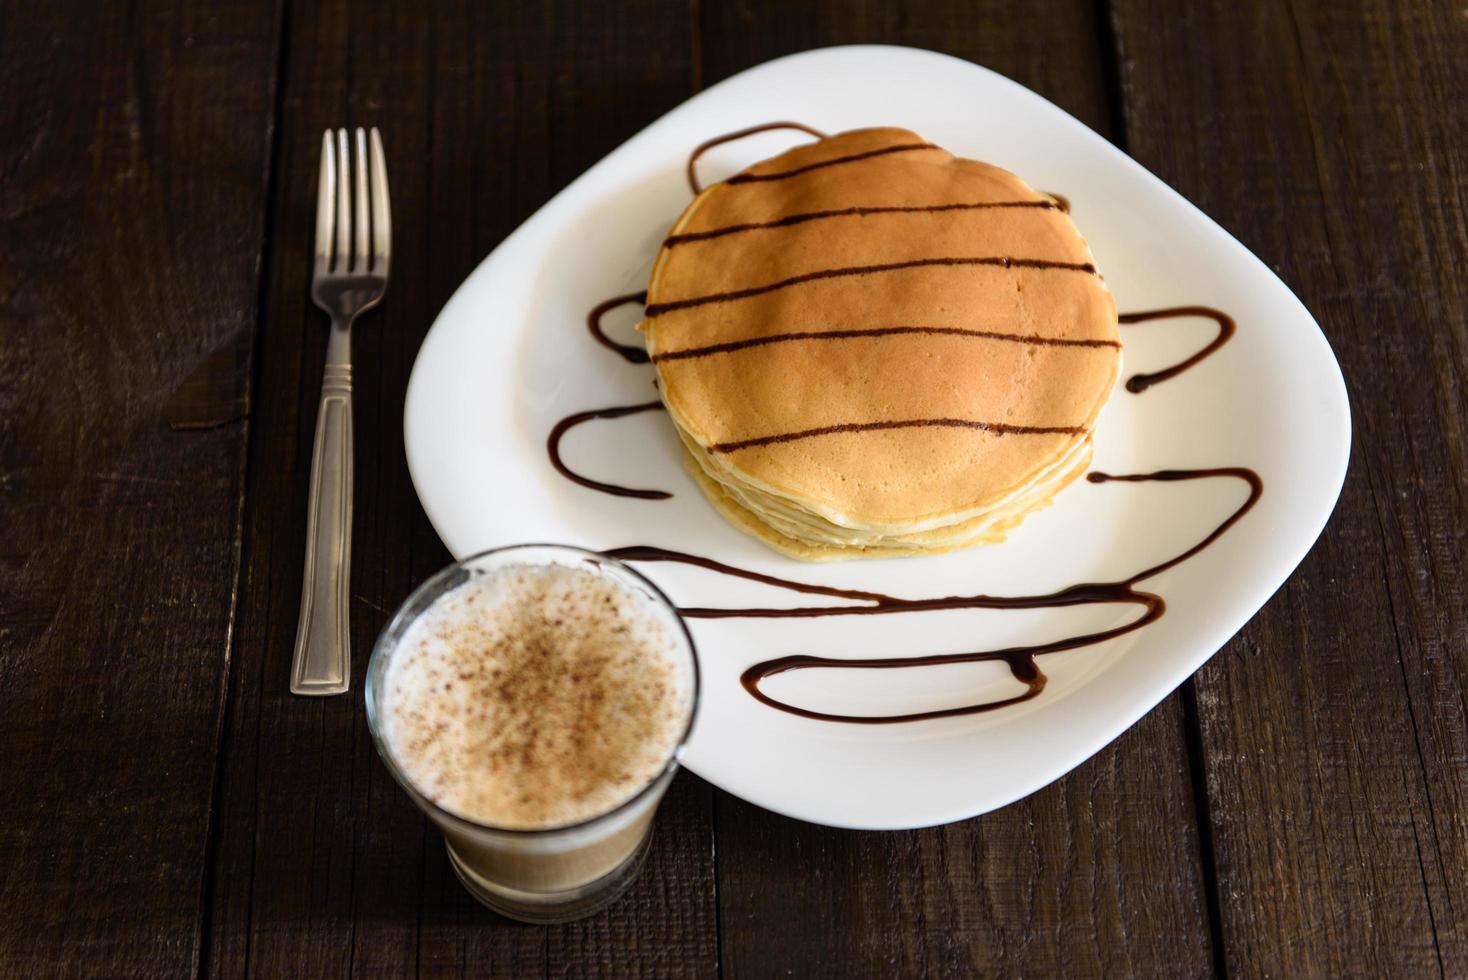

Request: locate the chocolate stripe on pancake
(725, 142), (937, 185)
(664, 200), (1060, 246)
(652, 326), (1121, 363)
(644, 256), (1098, 317)
(707, 418), (1086, 455)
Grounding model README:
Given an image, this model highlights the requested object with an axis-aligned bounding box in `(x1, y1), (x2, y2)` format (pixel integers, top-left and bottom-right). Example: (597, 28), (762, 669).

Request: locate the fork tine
(314, 131), (335, 271)
(353, 128), (369, 273)
(369, 128), (391, 275)
(334, 129), (351, 272)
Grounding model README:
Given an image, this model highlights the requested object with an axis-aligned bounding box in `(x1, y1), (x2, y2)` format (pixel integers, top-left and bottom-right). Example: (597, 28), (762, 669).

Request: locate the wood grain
(698, 3), (1216, 977)
(0, 0), (279, 975)
(1113, 0), (1468, 974)
(204, 1), (715, 977)
(4, 0), (1462, 974)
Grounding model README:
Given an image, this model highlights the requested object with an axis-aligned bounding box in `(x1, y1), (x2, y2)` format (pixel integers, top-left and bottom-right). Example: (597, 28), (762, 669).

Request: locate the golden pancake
(679, 437), (1094, 562)
(640, 127), (1120, 559)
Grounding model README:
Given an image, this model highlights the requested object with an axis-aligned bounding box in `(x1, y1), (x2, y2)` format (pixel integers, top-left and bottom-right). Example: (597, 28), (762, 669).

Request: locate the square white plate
(404, 45), (1349, 829)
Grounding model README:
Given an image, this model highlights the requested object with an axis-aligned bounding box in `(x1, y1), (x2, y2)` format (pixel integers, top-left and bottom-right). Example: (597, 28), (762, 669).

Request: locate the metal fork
(291, 127), (391, 696)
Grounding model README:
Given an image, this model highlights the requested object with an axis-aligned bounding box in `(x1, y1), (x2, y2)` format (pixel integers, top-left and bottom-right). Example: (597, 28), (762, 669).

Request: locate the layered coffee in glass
(365, 545), (697, 922)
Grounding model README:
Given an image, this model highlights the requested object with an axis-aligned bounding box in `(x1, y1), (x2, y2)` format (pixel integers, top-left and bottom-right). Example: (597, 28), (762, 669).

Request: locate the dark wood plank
(698, 3), (1217, 977)
(0, 1), (281, 975)
(1112, 0), (1468, 974)
(205, 2), (715, 976)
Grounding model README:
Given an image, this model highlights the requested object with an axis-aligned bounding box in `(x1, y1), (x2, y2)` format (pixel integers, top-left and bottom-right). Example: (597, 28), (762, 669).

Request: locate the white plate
(404, 45), (1349, 829)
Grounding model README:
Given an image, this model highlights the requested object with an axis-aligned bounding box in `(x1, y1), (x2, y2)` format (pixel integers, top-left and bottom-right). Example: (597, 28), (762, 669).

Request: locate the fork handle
(292, 327), (353, 695)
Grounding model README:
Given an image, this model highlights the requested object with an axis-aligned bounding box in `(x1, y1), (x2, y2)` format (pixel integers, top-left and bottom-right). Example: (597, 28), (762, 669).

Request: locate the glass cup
(365, 544), (698, 923)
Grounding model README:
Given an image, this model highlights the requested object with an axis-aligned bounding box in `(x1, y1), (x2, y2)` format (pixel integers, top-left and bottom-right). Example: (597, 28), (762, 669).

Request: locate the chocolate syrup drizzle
(687, 121), (827, 194)
(607, 466), (1261, 723)
(644, 255), (1097, 318)
(664, 199), (1064, 248)
(540, 123), (1260, 723)
(707, 417), (1085, 455)
(652, 325), (1120, 364)
(555, 302), (1237, 494)
(725, 141), (938, 185)
(1120, 306), (1237, 392)
(546, 401), (670, 499)
(587, 291), (650, 363)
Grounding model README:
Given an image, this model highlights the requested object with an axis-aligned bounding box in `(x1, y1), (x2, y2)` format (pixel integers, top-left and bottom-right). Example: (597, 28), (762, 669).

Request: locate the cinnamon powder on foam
(381, 564), (690, 829)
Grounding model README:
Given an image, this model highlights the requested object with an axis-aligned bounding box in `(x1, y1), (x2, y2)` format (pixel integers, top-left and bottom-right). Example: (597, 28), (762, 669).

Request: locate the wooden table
(3, 1), (1465, 975)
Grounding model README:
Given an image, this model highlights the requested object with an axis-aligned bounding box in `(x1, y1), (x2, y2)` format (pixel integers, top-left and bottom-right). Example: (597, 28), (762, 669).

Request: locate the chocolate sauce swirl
(725, 141), (938, 185)
(707, 417), (1085, 455)
(664, 199), (1063, 248)
(652, 325), (1119, 364)
(587, 291), (650, 364)
(687, 121), (827, 194)
(644, 256), (1097, 318)
(546, 401), (671, 499)
(608, 467), (1261, 723)
(1119, 306), (1237, 392)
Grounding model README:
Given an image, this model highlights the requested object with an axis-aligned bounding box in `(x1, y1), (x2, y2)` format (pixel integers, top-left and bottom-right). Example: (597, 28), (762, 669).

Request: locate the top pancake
(641, 127), (1120, 531)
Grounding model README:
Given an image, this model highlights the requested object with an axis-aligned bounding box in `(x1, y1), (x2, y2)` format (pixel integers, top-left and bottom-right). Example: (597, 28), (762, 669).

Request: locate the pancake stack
(640, 127), (1121, 561)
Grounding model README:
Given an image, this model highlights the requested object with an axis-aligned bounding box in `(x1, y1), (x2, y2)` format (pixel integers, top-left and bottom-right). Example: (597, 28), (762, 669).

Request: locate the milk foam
(381, 562), (691, 829)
